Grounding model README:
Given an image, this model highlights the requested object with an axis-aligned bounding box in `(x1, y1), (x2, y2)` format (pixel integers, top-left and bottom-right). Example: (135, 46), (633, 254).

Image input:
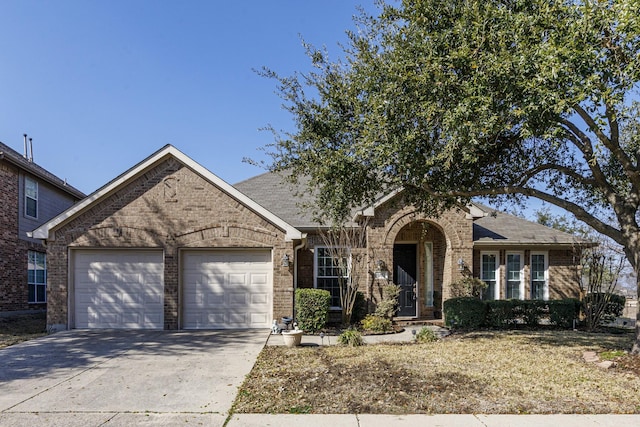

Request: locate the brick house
(0, 140), (85, 312)
(32, 145), (583, 331)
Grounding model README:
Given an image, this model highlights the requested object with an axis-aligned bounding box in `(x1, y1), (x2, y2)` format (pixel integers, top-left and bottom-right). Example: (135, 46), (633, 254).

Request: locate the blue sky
(0, 1), (377, 194)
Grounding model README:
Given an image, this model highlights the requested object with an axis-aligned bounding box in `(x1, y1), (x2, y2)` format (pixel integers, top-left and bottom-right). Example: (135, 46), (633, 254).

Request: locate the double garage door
(73, 249), (272, 329)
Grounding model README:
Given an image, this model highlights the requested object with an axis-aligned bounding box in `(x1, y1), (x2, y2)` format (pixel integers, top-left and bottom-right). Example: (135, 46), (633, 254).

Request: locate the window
(25, 176), (38, 218)
(28, 251), (46, 303)
(424, 242), (434, 307)
(506, 252), (524, 299)
(315, 247), (349, 308)
(481, 252), (499, 300)
(531, 252), (549, 300)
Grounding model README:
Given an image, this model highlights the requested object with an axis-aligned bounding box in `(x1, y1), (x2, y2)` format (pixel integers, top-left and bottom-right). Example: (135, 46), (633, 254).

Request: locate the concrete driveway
(0, 330), (268, 426)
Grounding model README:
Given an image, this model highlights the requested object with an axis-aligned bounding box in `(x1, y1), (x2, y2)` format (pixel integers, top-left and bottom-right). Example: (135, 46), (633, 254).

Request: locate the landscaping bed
(233, 329), (640, 414)
(0, 312), (47, 349)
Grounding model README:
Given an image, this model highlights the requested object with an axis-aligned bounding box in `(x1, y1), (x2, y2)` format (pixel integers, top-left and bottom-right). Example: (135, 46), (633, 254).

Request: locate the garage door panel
(74, 250), (164, 329)
(182, 250), (272, 329)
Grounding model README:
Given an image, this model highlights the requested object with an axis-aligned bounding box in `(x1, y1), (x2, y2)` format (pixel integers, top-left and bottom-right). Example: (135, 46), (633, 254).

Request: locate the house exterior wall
(0, 160), (79, 312)
(45, 158), (295, 330)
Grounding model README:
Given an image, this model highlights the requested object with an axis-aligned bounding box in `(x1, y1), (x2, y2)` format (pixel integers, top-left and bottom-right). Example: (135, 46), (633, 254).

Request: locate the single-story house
(31, 145), (584, 331)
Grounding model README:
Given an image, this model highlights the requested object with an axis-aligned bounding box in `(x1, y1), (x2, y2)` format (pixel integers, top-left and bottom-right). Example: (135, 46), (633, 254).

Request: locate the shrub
(443, 297), (486, 329)
(415, 326), (438, 343)
(361, 314), (392, 333)
(485, 300), (518, 328)
(295, 288), (331, 333)
(519, 300), (547, 326)
(548, 299), (581, 328)
(338, 329), (365, 346)
(450, 277), (488, 298)
(583, 292), (626, 326)
(374, 283), (401, 318)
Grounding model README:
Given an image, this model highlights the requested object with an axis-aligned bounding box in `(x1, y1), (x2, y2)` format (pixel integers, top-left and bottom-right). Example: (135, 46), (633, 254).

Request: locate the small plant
(415, 327), (438, 343)
(361, 314), (392, 333)
(288, 405), (312, 414)
(338, 329), (365, 346)
(450, 277), (488, 298)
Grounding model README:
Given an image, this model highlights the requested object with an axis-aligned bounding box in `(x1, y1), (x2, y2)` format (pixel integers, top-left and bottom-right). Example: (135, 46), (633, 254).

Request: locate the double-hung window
(480, 252), (500, 300)
(315, 247), (349, 308)
(506, 252), (524, 299)
(530, 252), (549, 300)
(28, 251), (46, 303)
(25, 176), (38, 218)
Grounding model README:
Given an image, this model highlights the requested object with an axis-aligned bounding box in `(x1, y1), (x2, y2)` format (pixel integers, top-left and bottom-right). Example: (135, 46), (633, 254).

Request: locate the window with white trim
(315, 247), (349, 308)
(530, 252), (549, 300)
(28, 251), (46, 303)
(25, 176), (38, 218)
(480, 252), (500, 300)
(506, 252), (524, 299)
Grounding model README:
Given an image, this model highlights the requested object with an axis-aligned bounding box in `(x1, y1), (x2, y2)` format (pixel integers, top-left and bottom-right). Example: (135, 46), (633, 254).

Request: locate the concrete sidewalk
(227, 413), (640, 427)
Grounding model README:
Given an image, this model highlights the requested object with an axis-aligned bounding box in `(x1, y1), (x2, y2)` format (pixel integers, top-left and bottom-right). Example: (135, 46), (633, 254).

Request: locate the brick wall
(46, 158), (295, 329)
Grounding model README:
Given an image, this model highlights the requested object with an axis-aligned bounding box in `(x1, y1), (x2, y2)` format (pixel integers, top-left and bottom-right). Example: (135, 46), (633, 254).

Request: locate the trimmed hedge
(295, 288), (331, 332)
(444, 297), (580, 330)
(443, 297), (486, 329)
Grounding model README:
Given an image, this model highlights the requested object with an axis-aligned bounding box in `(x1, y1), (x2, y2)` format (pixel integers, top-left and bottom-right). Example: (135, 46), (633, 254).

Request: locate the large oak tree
(262, 0), (640, 352)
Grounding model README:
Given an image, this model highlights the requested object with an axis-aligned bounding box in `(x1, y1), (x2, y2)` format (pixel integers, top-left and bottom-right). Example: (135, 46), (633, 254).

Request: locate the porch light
(281, 254), (290, 267)
(457, 258), (466, 271)
(374, 259), (389, 280)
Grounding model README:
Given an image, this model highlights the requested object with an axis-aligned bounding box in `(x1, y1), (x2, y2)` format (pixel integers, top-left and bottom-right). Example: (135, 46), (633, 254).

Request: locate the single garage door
(182, 249), (272, 329)
(73, 250), (164, 329)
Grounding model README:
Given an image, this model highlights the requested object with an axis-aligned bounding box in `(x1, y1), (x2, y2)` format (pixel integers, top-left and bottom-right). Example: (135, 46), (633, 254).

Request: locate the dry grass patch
(234, 330), (640, 414)
(0, 312), (47, 349)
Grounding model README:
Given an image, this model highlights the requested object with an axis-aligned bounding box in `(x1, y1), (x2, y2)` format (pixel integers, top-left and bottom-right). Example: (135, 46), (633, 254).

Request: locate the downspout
(292, 236), (307, 321)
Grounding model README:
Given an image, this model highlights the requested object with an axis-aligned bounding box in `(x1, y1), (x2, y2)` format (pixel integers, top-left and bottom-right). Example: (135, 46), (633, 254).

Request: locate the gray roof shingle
(235, 171), (588, 247)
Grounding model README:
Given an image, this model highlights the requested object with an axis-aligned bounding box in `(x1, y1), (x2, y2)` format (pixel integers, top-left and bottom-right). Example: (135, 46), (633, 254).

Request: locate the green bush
(361, 314), (392, 333)
(415, 326), (438, 343)
(485, 300), (517, 328)
(443, 297), (486, 329)
(548, 299), (580, 328)
(449, 277), (488, 298)
(338, 329), (365, 346)
(295, 288), (331, 333)
(519, 300), (548, 326)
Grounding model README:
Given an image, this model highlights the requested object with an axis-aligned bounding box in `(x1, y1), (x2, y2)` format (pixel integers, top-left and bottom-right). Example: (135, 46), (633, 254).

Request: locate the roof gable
(31, 145), (303, 241)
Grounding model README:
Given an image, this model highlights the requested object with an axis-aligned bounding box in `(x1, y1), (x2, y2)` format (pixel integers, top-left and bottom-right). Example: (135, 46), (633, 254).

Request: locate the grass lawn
(0, 312), (47, 349)
(233, 329), (640, 414)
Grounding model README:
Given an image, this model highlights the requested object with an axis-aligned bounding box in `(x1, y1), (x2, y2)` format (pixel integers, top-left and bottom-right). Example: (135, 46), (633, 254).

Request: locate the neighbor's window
(506, 253), (524, 299)
(481, 252), (499, 300)
(25, 176), (38, 218)
(531, 252), (549, 300)
(315, 247), (349, 308)
(28, 251), (46, 303)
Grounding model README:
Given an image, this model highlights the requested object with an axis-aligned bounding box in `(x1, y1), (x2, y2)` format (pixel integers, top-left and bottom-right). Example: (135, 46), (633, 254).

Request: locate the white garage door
(182, 250), (272, 329)
(73, 250), (164, 329)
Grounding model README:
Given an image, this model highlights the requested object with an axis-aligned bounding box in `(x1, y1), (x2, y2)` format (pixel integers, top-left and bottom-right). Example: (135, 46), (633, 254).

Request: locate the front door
(394, 244), (417, 317)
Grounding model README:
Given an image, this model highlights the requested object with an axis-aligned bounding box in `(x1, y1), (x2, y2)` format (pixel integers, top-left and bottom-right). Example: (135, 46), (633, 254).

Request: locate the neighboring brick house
(32, 145), (584, 331)
(0, 140), (85, 312)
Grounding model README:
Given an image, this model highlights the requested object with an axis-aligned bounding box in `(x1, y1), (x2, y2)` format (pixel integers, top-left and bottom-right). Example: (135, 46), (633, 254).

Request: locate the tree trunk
(634, 272), (640, 355)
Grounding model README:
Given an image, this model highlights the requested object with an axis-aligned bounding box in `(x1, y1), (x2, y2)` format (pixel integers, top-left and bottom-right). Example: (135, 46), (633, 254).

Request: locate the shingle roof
(0, 141), (85, 199)
(234, 171), (320, 229)
(472, 204), (588, 246)
(235, 171), (589, 247)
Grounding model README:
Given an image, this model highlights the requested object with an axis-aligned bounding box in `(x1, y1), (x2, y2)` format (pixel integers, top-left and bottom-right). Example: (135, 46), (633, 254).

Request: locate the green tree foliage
(263, 0), (640, 352)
